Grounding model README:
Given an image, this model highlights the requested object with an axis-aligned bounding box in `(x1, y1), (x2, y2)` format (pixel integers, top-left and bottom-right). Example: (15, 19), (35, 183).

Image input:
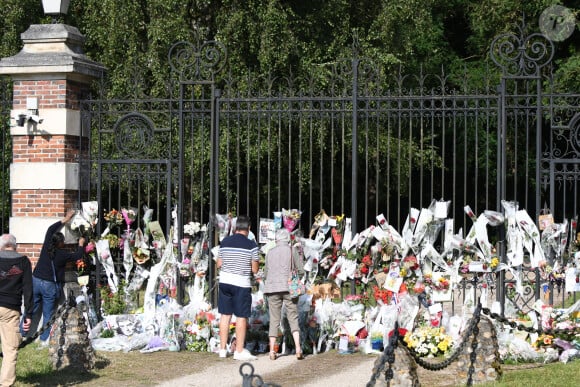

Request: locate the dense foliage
(1, 0), (578, 96)
(1, 1), (579, 230)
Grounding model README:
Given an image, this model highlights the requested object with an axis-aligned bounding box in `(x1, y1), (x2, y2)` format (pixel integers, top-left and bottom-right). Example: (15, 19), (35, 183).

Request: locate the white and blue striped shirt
(219, 234), (259, 288)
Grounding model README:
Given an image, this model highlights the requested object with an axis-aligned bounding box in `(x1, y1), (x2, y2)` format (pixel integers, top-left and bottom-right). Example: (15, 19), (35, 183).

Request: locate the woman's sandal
(269, 351), (277, 360)
(296, 351), (304, 360)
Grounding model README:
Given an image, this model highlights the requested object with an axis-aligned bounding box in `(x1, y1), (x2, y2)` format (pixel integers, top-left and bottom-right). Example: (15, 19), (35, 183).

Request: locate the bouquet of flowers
(76, 258), (87, 276)
(423, 273), (451, 292)
(215, 214), (231, 241)
(282, 208), (302, 232)
(102, 208), (124, 237)
(403, 325), (455, 357)
(330, 214), (345, 245)
(70, 214), (91, 237)
(79, 201), (99, 235)
(121, 207), (138, 233)
(184, 221), (202, 236)
(183, 314), (212, 352)
(68, 202), (99, 239)
(532, 333), (554, 350)
(372, 285), (391, 305)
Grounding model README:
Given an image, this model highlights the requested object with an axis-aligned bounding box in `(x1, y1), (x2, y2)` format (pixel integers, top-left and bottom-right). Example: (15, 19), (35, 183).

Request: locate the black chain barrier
(366, 321), (400, 387)
(239, 362), (281, 387)
(18, 291), (76, 350)
(368, 300), (580, 387)
(54, 297), (71, 369)
(480, 307), (580, 337)
(366, 303), (484, 387)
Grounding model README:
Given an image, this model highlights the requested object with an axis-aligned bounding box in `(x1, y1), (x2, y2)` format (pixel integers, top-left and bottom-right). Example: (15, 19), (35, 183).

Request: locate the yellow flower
(400, 268), (407, 277)
(490, 257), (499, 268)
(438, 339), (449, 352)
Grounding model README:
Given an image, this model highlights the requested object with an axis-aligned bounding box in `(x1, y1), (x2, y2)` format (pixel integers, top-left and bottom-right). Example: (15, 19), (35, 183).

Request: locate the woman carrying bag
(263, 228), (305, 360)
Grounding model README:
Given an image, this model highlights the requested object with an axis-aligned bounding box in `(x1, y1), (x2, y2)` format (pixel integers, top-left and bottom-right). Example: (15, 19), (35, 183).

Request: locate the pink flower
(85, 242), (95, 253)
(413, 281), (425, 294)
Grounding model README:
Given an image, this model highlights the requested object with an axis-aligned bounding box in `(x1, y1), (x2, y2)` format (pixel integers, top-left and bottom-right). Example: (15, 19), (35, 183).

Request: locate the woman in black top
(31, 210), (85, 345)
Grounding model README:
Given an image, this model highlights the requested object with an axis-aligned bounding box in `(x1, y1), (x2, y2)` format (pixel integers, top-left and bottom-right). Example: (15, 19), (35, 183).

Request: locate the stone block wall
(369, 316), (502, 386)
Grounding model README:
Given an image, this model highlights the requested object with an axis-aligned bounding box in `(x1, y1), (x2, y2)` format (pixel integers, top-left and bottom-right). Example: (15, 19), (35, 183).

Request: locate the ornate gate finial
(168, 38), (227, 82)
(490, 17), (554, 76)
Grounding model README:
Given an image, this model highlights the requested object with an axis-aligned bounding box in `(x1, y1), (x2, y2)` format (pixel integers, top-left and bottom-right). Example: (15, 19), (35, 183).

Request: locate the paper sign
(565, 268), (580, 293)
(384, 272), (403, 293)
(259, 218), (276, 244)
(434, 201), (450, 219)
(431, 273), (452, 302)
(428, 303), (442, 314)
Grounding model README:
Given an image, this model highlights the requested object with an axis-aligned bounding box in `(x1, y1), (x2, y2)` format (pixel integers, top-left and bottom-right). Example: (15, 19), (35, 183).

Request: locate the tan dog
(309, 282), (341, 303)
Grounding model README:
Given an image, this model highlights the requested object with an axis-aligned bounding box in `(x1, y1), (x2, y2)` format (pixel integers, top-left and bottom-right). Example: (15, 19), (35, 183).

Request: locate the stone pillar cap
(21, 24), (85, 54)
(0, 24), (105, 80)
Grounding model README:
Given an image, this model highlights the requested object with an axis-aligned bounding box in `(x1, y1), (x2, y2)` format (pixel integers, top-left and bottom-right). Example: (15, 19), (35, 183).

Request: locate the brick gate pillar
(0, 24), (105, 266)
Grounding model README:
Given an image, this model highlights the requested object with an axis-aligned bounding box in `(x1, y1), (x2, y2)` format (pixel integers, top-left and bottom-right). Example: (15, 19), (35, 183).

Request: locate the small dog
(309, 281), (341, 303)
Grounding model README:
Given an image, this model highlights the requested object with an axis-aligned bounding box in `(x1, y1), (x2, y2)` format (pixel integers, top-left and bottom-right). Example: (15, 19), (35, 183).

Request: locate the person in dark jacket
(0, 233), (33, 386)
(31, 210), (85, 346)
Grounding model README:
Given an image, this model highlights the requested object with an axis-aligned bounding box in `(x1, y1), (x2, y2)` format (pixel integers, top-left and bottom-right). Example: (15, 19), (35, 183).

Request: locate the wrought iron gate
(77, 24), (580, 311)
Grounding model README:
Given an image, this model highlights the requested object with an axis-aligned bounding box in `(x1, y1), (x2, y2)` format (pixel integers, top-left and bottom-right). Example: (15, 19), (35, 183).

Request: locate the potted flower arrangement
(403, 325), (455, 358)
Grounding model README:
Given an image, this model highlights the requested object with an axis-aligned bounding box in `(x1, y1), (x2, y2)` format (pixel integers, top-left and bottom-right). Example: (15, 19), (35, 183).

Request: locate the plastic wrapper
(214, 213), (230, 241)
(96, 239), (119, 293)
(496, 329), (540, 362)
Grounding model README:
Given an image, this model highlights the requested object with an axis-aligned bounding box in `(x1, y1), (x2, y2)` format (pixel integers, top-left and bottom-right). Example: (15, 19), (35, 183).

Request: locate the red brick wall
(12, 135), (82, 163)
(12, 190), (78, 217)
(11, 79), (86, 267)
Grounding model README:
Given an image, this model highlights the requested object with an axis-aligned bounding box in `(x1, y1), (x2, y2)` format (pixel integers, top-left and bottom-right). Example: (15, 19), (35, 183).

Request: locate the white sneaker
(37, 339), (49, 349)
(218, 349), (228, 358)
(233, 349), (257, 361)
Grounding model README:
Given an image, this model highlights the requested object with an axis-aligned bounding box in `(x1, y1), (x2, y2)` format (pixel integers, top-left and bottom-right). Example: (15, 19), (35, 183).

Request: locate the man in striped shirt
(217, 215), (259, 361)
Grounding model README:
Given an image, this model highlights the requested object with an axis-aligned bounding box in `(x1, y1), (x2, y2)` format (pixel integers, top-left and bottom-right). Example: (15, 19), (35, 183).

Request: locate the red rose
(357, 327), (368, 339)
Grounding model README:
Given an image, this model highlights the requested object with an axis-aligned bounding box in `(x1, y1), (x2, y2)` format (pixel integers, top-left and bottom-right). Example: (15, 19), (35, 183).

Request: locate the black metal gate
(76, 24), (579, 312)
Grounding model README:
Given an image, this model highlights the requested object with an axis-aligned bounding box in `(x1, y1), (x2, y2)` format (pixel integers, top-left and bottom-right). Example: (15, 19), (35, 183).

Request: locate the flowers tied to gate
(183, 221), (203, 236)
(423, 273), (450, 292)
(121, 207), (137, 230)
(76, 258), (87, 276)
(282, 208), (302, 232)
(102, 208), (124, 236)
(403, 325), (455, 357)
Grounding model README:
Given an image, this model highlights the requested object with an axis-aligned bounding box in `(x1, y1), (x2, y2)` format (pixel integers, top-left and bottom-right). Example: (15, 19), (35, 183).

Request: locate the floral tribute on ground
(70, 200), (579, 367)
